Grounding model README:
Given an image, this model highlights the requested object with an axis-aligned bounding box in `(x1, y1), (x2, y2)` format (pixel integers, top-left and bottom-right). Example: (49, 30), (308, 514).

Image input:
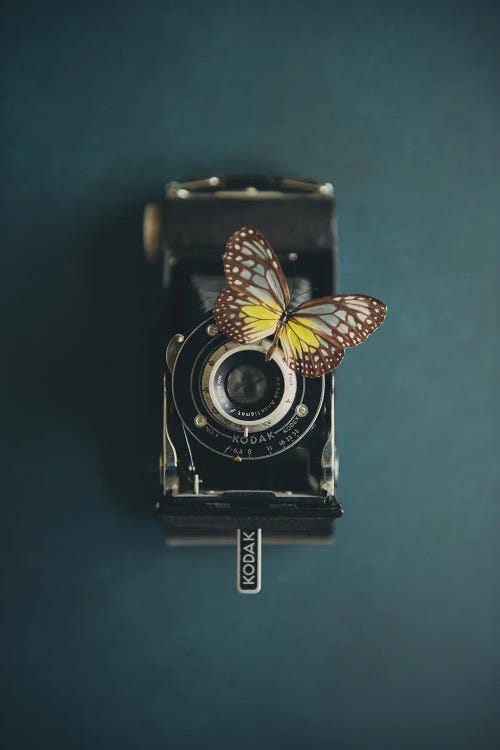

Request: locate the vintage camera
(143, 175), (342, 592)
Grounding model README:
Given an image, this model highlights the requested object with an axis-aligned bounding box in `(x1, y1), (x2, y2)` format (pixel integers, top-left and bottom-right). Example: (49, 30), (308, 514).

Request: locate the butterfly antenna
(290, 286), (319, 308)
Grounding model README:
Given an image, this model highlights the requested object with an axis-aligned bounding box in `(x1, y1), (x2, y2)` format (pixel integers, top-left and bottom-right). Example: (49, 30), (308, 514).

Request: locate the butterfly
(213, 227), (387, 377)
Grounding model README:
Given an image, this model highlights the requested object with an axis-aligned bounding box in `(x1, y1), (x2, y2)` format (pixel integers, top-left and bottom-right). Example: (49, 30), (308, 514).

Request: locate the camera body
(144, 175), (342, 554)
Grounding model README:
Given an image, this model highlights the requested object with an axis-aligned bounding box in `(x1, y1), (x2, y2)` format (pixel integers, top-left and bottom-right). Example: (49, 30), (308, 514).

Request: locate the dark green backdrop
(1, 1), (498, 748)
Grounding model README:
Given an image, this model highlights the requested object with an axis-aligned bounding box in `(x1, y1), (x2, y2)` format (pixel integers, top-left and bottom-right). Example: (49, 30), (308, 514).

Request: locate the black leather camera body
(143, 175), (343, 591)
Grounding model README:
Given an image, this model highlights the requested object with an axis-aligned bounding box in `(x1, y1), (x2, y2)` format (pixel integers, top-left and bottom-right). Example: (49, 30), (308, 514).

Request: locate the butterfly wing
(279, 295), (387, 377)
(279, 319), (345, 377)
(222, 227), (290, 310)
(292, 295), (387, 348)
(214, 227), (290, 344)
(213, 287), (281, 344)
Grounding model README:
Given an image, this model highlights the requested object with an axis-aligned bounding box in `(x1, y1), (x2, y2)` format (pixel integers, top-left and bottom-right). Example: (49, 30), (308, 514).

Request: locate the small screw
(319, 182), (334, 196)
(288, 252), (298, 262)
(206, 324), (218, 337)
(168, 256), (178, 267)
(177, 188), (190, 199)
(175, 334), (185, 343)
(194, 414), (207, 428)
(296, 403), (308, 417)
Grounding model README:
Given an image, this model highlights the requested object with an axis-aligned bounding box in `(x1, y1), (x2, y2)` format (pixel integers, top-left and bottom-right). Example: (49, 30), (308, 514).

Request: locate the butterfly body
(214, 227), (387, 377)
(265, 305), (293, 361)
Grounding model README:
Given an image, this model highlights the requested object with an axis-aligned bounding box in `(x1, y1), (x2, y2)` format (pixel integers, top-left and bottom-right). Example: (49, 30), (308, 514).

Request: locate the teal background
(1, 1), (498, 748)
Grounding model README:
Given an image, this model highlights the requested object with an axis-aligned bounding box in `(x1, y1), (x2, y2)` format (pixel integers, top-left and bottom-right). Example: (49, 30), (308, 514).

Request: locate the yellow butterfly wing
(280, 295), (387, 376)
(214, 288), (281, 344)
(280, 317), (345, 377)
(213, 227), (289, 344)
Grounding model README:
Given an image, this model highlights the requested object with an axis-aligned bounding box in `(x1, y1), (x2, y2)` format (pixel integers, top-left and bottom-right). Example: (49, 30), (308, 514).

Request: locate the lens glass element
(226, 364), (269, 406)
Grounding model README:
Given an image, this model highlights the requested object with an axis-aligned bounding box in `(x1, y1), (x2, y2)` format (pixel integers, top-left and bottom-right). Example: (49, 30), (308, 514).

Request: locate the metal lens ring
(206, 343), (296, 431)
(171, 318), (325, 461)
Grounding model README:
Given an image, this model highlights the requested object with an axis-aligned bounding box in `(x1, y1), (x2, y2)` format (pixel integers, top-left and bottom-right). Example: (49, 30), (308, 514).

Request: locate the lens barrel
(212, 350), (285, 423)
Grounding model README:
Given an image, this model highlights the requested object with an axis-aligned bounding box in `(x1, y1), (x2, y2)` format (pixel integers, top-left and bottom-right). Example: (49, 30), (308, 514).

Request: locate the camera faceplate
(172, 318), (324, 461)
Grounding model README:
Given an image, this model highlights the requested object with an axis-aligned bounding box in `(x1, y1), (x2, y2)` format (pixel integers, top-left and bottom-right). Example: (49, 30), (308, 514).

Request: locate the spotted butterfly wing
(280, 295), (387, 377)
(214, 287), (281, 344)
(214, 227), (289, 343)
(280, 320), (345, 377)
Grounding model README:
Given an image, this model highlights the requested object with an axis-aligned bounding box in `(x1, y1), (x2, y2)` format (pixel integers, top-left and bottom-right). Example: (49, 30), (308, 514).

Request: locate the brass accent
(143, 203), (162, 263)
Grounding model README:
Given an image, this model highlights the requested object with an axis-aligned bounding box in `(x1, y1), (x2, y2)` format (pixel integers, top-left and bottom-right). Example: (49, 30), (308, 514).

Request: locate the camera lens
(208, 347), (288, 425)
(226, 364), (268, 406)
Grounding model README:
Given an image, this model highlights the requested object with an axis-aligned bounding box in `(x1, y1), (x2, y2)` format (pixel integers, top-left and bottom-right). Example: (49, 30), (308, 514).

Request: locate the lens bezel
(207, 344), (297, 430)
